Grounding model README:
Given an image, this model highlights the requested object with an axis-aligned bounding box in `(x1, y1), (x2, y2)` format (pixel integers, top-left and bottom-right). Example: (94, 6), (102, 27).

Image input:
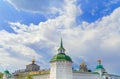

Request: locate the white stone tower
(50, 39), (73, 79)
(3, 70), (11, 79)
(94, 59), (106, 79)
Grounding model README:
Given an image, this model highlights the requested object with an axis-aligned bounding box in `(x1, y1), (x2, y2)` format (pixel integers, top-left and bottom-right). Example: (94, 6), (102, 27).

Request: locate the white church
(2, 39), (120, 79)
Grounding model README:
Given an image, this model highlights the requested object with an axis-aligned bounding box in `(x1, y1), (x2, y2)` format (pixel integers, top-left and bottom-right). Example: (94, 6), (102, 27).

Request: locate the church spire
(58, 38), (65, 53)
(60, 38), (63, 48)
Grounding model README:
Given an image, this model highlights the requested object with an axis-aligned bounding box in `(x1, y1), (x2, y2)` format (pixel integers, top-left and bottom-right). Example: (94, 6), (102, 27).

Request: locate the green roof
(96, 64), (104, 69)
(50, 38), (72, 62)
(4, 70), (10, 75)
(50, 53), (72, 62)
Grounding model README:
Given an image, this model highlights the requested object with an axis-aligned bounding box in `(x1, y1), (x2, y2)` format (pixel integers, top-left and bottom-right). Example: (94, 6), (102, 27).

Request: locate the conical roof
(58, 38), (65, 53)
(50, 39), (72, 62)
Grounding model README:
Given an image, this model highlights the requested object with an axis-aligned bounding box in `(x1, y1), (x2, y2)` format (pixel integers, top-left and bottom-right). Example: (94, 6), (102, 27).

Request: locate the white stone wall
(50, 61), (73, 79)
(110, 76), (120, 79)
(103, 75), (120, 79)
(50, 62), (56, 79)
(73, 73), (99, 79)
(33, 74), (49, 79)
(94, 68), (106, 79)
(32, 70), (120, 79)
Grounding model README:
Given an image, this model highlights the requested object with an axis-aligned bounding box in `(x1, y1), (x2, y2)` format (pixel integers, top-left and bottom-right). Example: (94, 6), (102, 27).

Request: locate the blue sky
(0, 0), (120, 75)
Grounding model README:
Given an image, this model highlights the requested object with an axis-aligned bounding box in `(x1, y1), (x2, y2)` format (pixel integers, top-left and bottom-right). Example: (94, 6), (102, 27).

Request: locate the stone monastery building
(2, 39), (120, 79)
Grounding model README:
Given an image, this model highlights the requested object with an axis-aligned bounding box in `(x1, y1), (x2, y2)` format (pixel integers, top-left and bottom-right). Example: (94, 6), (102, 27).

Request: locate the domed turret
(50, 53), (72, 62)
(4, 70), (10, 75)
(50, 38), (72, 62)
(50, 38), (73, 79)
(94, 58), (106, 79)
(96, 59), (104, 69)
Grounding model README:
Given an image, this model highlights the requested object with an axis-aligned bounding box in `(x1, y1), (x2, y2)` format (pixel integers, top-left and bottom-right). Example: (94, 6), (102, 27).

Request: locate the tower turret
(96, 59), (104, 70)
(3, 70), (11, 79)
(94, 58), (106, 79)
(50, 39), (73, 79)
(50, 38), (72, 62)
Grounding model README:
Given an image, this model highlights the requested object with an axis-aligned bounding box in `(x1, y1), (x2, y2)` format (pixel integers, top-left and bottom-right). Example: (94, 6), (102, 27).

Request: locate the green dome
(96, 64), (104, 69)
(4, 70), (10, 75)
(50, 53), (72, 62)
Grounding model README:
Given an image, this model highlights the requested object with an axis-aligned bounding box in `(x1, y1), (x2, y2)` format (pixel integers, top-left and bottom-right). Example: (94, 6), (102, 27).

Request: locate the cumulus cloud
(0, 0), (80, 72)
(1, 0), (120, 75)
(6, 0), (64, 14)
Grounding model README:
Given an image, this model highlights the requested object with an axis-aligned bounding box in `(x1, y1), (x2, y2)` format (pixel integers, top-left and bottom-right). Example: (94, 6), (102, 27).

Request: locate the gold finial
(32, 57), (35, 64)
(81, 61), (86, 66)
(97, 58), (101, 64)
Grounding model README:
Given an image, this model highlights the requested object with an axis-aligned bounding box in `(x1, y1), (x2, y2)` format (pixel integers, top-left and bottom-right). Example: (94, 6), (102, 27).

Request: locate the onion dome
(80, 61), (88, 72)
(32, 58), (35, 64)
(96, 59), (104, 69)
(80, 61), (86, 66)
(4, 70), (10, 75)
(50, 38), (72, 62)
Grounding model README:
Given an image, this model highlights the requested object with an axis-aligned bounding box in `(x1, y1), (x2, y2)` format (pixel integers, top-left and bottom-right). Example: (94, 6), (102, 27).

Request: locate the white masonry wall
(103, 75), (120, 79)
(50, 62), (56, 79)
(50, 61), (73, 79)
(73, 72), (100, 79)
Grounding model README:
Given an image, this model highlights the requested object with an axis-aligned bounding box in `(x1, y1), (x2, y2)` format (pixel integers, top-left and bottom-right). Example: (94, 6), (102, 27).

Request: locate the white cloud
(6, 0), (64, 14)
(0, 0), (80, 72)
(1, 0), (120, 75)
(104, 0), (120, 7)
(0, 48), (28, 72)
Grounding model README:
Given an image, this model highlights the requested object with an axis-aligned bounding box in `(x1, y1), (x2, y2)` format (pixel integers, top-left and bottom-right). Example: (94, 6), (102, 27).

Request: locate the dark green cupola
(4, 70), (10, 75)
(50, 38), (72, 62)
(96, 59), (104, 69)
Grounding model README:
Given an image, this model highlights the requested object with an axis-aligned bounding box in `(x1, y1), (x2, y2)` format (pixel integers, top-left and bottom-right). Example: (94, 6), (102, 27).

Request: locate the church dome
(50, 53), (72, 62)
(96, 59), (104, 69)
(4, 70), (10, 75)
(50, 38), (72, 62)
(96, 64), (104, 69)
